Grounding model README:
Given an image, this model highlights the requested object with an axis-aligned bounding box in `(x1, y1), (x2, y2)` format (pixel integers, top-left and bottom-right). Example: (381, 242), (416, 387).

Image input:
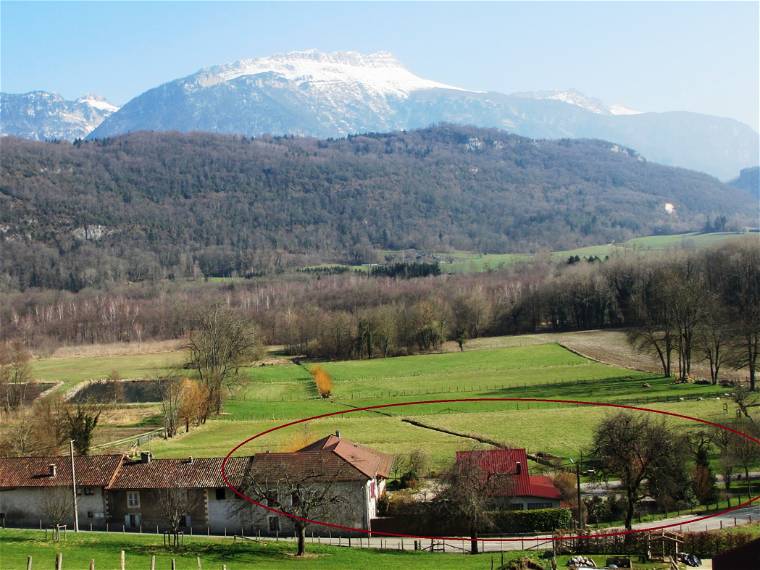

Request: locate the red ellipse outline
(221, 398), (760, 542)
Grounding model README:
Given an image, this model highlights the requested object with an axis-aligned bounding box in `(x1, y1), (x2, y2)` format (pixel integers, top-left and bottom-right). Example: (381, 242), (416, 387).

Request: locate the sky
(1, 1), (758, 130)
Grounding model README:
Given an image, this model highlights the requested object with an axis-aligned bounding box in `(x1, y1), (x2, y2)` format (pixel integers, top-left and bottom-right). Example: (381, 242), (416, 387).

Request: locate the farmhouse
(239, 433), (392, 535)
(455, 448), (562, 510)
(0, 433), (391, 536)
(0, 454), (123, 528)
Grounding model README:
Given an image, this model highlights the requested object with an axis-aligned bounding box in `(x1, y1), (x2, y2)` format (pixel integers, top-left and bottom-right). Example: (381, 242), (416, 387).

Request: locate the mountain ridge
(0, 91), (118, 141)
(86, 50), (757, 179)
(0, 125), (754, 290)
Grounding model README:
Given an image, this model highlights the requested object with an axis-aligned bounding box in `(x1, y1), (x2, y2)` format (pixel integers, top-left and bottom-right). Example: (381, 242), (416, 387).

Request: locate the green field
(436, 232), (749, 273)
(0, 529), (499, 569)
(226, 344), (725, 419)
(25, 334), (738, 472)
(147, 393), (733, 469)
(30, 351), (184, 390)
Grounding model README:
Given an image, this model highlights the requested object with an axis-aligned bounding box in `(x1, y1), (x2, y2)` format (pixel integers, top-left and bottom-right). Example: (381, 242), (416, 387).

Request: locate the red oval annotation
(221, 398), (760, 542)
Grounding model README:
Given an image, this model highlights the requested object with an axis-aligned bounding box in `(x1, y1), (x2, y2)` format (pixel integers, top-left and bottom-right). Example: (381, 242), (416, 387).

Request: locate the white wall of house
(234, 479), (377, 537)
(510, 496), (560, 510)
(206, 487), (240, 533)
(0, 486), (108, 528)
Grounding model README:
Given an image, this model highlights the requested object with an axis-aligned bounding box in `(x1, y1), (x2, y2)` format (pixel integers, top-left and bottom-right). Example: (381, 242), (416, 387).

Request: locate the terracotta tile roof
(298, 434), (393, 479)
(0, 435), (391, 493)
(244, 451), (368, 483)
(455, 448), (560, 500)
(109, 457), (250, 489)
(0, 455), (124, 488)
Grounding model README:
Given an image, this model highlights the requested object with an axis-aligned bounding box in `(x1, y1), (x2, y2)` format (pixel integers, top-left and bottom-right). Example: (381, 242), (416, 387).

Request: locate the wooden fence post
(196, 555), (202, 569)
(55, 553), (62, 570)
(150, 555), (156, 570)
(89, 560), (95, 570)
(26, 555), (32, 570)
(120, 550), (125, 570)
(171, 560), (176, 570)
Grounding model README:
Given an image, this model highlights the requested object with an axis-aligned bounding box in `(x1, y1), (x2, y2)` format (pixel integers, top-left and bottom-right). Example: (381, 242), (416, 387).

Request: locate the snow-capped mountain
(511, 89), (642, 116)
(0, 91), (118, 141)
(8, 51), (756, 179)
(189, 50), (460, 96)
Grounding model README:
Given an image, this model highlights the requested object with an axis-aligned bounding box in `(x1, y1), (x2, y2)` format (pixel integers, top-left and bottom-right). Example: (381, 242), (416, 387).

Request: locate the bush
(683, 530), (757, 558)
(309, 365), (333, 398)
(490, 508), (572, 533)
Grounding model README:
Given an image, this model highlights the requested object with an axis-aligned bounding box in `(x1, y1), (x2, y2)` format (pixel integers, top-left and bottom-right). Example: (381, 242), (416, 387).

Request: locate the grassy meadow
(0, 529), (499, 570)
(0, 528), (706, 570)
(23, 332), (737, 468)
(436, 231), (749, 273)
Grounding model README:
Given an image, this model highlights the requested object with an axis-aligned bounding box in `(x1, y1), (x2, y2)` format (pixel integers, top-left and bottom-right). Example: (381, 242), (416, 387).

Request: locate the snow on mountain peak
(76, 94), (119, 113)
(512, 89), (642, 116)
(189, 50), (462, 97)
(608, 103), (642, 116)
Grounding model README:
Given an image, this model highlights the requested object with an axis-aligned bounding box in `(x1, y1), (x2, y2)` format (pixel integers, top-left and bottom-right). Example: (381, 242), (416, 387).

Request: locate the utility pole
(70, 440), (79, 532)
(576, 452), (583, 530)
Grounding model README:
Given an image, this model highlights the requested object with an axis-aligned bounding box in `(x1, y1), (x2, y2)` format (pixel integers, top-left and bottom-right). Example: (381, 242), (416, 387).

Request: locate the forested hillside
(0, 125), (753, 291)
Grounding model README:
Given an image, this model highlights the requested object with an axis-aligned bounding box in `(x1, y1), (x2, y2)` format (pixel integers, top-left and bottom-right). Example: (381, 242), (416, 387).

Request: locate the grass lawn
(23, 335), (738, 464)
(147, 398), (733, 469)
(436, 232), (748, 273)
(0, 529), (492, 569)
(30, 351), (184, 391)
(222, 344), (726, 422)
(0, 529), (687, 569)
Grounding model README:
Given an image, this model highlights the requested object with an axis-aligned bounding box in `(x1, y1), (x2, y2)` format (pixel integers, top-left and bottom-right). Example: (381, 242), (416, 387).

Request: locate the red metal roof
(527, 475), (562, 500)
(455, 449), (560, 500)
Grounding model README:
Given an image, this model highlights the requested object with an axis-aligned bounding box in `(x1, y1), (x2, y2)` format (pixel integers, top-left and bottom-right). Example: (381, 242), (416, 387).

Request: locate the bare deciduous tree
(182, 306), (260, 416)
(42, 488), (71, 529)
(0, 341), (32, 411)
(238, 456), (348, 556)
(158, 488), (200, 547)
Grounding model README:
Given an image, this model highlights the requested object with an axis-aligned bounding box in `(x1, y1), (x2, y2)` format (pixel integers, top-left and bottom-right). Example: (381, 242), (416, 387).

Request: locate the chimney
(335, 430), (341, 438)
(48, 464), (57, 477)
(515, 461), (522, 475)
(140, 451), (152, 464)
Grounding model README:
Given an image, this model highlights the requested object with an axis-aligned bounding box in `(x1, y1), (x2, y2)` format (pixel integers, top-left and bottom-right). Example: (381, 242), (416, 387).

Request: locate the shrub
(490, 507), (572, 533)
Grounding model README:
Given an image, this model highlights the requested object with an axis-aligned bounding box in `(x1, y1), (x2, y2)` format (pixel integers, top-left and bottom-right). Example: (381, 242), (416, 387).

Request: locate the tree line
(1, 126), (753, 292)
(2, 238), (758, 386)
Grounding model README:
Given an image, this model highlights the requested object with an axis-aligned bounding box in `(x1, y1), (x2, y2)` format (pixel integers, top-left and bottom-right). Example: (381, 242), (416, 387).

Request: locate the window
(87, 511), (94, 519)
(83, 487), (94, 496)
(527, 502), (553, 510)
(268, 516), (280, 533)
(127, 491), (140, 508)
(290, 492), (300, 507)
(215, 488), (226, 501)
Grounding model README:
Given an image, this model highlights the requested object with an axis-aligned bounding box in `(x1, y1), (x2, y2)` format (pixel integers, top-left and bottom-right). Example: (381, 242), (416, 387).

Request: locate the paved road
(252, 505), (760, 554)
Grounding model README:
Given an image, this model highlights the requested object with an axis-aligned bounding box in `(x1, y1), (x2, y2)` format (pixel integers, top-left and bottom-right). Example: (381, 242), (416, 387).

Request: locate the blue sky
(1, 1), (758, 129)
